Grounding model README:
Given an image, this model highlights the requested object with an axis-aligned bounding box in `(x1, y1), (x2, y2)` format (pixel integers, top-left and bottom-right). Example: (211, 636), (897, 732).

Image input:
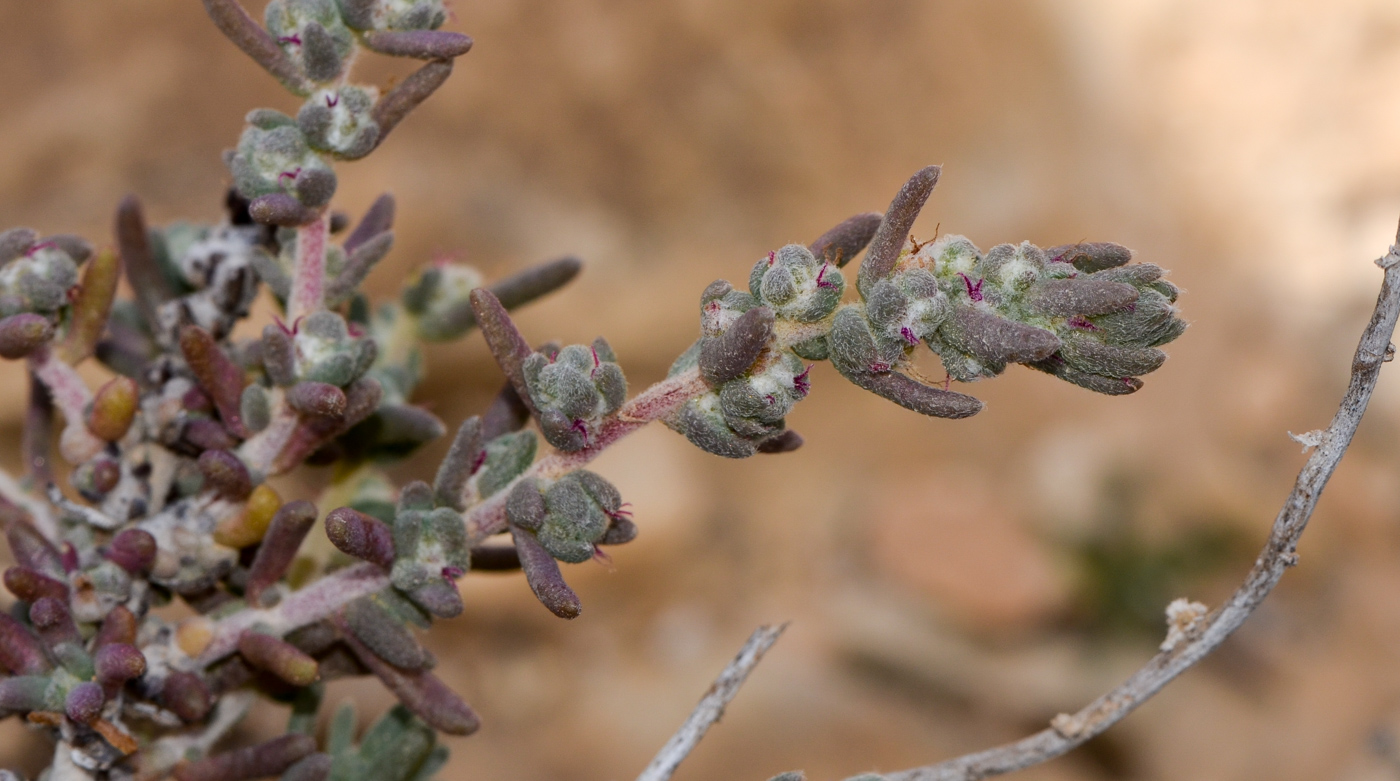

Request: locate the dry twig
(638, 624), (789, 781)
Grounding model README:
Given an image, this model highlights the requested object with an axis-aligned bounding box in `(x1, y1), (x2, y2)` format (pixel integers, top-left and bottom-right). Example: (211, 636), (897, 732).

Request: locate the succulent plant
(0, 2), (1185, 779)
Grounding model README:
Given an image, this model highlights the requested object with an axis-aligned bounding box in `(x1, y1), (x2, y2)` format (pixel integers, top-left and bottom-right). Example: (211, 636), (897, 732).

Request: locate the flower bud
(298, 86), (380, 160)
(475, 430), (537, 499)
(404, 263), (486, 342)
(294, 311), (376, 387)
(521, 341), (627, 452)
(228, 123), (336, 210)
(507, 470), (623, 563)
(750, 244), (844, 322)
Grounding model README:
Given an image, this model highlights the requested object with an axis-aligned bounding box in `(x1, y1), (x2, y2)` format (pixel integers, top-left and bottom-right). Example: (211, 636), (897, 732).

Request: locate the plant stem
(288, 216), (328, 322)
(198, 367), (707, 667)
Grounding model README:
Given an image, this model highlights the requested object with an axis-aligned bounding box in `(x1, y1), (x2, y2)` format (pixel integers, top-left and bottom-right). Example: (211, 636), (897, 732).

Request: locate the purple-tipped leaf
(941, 306), (1062, 365)
(245, 500), (318, 604)
(105, 529), (157, 575)
(1047, 242), (1133, 272)
(0, 613), (51, 675)
(0, 227), (36, 264)
(511, 525), (581, 619)
(5, 519), (65, 578)
(699, 306), (774, 388)
(3, 566), (68, 603)
(481, 381), (531, 439)
(842, 367), (984, 419)
(343, 596), (434, 671)
(1026, 356), (1144, 396)
(260, 325), (297, 387)
(199, 0), (311, 95)
(1025, 277), (1139, 317)
(859, 166), (941, 293)
(198, 449), (256, 500)
(325, 230), (393, 305)
(116, 195), (173, 332)
(372, 59), (454, 148)
(344, 194), (396, 254)
(434, 416), (482, 511)
(362, 30), (474, 60)
(163, 670), (213, 722)
(489, 256), (582, 312)
(810, 212), (882, 268)
(0, 676), (53, 712)
(338, 627), (480, 735)
(237, 631), (319, 687)
(94, 643), (146, 696)
(0, 314), (54, 360)
(180, 325), (248, 438)
(65, 681), (105, 724)
(469, 289), (539, 416)
(249, 193), (321, 227)
(287, 381), (348, 420)
(30, 596), (81, 650)
(173, 734), (317, 781)
(59, 248), (121, 364)
(756, 429), (804, 454)
(325, 506), (397, 569)
(280, 754), (333, 781)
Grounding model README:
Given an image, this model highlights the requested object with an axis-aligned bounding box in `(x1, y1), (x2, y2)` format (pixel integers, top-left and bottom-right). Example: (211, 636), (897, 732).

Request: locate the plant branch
(859, 227), (1400, 781)
(196, 369), (708, 667)
(462, 366), (707, 542)
(637, 624), (788, 781)
(195, 563), (388, 668)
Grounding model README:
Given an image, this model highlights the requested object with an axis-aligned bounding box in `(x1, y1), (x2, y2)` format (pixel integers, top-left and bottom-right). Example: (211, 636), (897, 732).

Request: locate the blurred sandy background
(7, 1), (1400, 779)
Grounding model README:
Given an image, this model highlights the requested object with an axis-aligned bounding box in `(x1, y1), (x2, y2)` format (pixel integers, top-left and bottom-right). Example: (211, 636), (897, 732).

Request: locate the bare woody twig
(861, 227), (1400, 781)
(638, 624), (788, 781)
